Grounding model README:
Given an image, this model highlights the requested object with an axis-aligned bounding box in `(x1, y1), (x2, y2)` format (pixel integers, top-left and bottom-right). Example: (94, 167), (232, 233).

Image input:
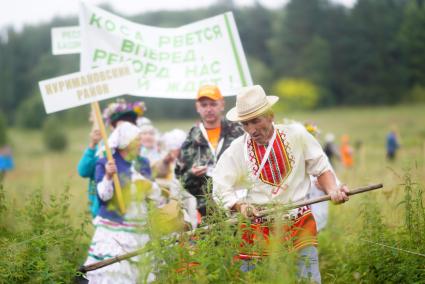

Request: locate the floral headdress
(103, 98), (146, 126)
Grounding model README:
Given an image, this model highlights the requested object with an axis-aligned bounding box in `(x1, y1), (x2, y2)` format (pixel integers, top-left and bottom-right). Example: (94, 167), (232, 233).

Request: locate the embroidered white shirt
(212, 123), (331, 209)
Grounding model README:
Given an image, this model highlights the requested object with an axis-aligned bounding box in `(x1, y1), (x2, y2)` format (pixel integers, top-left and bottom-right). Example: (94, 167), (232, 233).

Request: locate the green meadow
(1, 103), (425, 282)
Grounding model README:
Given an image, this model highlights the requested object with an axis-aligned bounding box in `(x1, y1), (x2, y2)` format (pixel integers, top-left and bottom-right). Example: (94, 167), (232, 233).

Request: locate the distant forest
(1, 0), (424, 127)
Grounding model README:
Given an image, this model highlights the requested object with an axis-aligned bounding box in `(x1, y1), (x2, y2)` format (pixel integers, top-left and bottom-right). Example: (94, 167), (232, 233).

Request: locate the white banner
(39, 63), (138, 113)
(51, 26), (81, 55)
(79, 2), (252, 99)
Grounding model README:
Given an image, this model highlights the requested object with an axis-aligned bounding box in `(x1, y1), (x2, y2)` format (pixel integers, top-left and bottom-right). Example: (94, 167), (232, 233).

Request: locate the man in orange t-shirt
(175, 85), (244, 218)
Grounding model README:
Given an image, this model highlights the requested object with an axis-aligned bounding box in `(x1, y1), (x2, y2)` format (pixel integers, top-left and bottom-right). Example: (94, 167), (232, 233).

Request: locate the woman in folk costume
(84, 122), (162, 284)
(77, 100), (149, 219)
(212, 85), (349, 283)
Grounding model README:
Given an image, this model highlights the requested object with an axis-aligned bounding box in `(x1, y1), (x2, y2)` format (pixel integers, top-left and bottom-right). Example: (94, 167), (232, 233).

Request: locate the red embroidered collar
(248, 130), (293, 187)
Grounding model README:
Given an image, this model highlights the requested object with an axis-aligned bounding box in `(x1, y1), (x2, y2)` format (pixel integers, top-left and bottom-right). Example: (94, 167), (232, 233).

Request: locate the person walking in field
(175, 85), (244, 219)
(386, 128), (400, 161)
(340, 134), (354, 168)
(84, 122), (162, 283)
(212, 85), (349, 283)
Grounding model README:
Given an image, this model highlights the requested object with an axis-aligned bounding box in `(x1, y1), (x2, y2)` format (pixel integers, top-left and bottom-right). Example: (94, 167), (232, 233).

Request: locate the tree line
(0, 0), (424, 127)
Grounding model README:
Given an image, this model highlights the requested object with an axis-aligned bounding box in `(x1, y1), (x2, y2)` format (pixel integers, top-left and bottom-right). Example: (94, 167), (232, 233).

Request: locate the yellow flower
(133, 105), (144, 116)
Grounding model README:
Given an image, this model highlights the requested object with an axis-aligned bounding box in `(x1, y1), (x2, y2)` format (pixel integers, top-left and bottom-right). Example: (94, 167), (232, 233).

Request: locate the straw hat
(226, 85), (279, 122)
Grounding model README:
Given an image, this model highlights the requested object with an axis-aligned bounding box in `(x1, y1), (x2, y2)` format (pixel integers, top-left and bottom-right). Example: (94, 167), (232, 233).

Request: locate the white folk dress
(84, 170), (162, 284)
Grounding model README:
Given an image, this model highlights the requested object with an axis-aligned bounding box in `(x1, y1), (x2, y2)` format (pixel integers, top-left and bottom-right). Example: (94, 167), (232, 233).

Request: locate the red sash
(238, 205), (318, 260)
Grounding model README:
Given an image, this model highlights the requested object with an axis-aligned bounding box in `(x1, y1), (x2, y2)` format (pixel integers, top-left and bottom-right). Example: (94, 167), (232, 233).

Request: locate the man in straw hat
(212, 85), (349, 283)
(175, 85), (244, 219)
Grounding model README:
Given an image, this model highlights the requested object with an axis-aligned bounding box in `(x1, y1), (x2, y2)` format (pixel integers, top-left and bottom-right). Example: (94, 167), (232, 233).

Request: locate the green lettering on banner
(211, 60), (220, 74)
(147, 49), (157, 61)
(105, 20), (115, 32)
(121, 38), (196, 64)
(159, 36), (170, 48)
(199, 64), (209, 76)
(184, 61), (221, 77)
(186, 33), (194, 45)
(145, 63), (157, 76)
(158, 26), (223, 48)
(212, 25), (222, 38)
(108, 53), (120, 65)
(194, 30), (203, 43)
(93, 49), (107, 62)
(172, 52), (182, 63)
(204, 27), (213, 40)
(132, 60), (143, 73)
(223, 13), (247, 86)
(158, 67), (169, 78)
(121, 39), (134, 53)
(184, 50), (195, 63)
(62, 30), (80, 39)
(174, 35), (184, 48)
(89, 13), (102, 28)
(159, 52), (170, 62)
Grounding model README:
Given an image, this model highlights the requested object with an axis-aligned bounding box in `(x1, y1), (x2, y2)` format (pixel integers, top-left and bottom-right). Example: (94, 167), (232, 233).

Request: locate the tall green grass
(1, 104), (424, 282)
(0, 185), (90, 283)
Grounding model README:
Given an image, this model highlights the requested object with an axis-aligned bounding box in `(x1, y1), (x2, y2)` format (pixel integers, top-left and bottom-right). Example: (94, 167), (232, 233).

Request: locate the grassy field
(2, 103), (425, 282)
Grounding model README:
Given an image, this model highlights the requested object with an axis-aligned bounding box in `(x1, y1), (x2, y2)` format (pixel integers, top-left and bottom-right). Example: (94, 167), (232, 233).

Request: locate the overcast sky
(0, 0), (356, 30)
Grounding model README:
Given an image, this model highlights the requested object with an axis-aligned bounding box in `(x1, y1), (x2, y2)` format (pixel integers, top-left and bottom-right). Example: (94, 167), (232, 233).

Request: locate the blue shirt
(77, 147), (100, 218)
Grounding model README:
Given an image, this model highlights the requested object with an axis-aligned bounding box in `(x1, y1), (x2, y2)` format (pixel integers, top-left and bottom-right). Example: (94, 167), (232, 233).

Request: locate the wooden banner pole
(91, 102), (126, 214)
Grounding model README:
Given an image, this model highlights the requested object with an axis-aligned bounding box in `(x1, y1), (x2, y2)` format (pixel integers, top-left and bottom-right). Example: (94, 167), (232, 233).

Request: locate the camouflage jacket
(175, 119), (244, 213)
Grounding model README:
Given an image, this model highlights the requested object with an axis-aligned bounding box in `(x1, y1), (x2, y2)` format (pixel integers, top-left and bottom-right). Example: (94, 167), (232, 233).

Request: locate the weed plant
(322, 171), (425, 283)
(0, 185), (90, 283)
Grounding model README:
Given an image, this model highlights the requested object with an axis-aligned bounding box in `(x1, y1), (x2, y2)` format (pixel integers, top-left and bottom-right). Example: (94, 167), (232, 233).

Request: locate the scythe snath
(79, 183), (383, 273)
